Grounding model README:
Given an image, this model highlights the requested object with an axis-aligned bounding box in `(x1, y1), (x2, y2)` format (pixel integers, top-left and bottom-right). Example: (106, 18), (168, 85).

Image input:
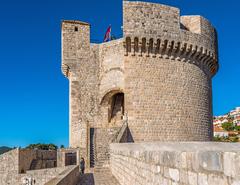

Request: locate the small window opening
(74, 26), (78, 32)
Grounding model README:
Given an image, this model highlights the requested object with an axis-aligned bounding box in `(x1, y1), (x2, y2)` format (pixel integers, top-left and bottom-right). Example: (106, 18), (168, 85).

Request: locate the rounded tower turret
(123, 1), (219, 141)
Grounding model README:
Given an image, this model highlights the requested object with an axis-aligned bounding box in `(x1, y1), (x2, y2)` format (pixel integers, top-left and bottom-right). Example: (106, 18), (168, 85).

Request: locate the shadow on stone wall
(79, 173), (95, 185)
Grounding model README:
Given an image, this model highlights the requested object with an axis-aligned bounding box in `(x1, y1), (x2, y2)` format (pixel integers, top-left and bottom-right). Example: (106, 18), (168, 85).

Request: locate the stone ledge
(45, 165), (80, 185)
(110, 142), (240, 152)
(110, 142), (240, 185)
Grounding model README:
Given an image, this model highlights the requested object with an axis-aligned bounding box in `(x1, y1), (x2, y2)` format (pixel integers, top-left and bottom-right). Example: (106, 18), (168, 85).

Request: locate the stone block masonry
(61, 0), (219, 168)
(0, 148), (74, 185)
(110, 142), (240, 185)
(123, 1), (218, 142)
(45, 165), (80, 185)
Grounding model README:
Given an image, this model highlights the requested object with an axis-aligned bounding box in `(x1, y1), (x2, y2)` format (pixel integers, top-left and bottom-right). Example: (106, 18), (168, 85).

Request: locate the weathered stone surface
(208, 174), (228, 185)
(169, 168), (179, 182)
(61, 0), (219, 169)
(198, 151), (223, 172)
(188, 171), (197, 185)
(198, 173), (208, 185)
(45, 165), (80, 185)
(0, 1), (224, 185)
(0, 148), (75, 185)
(224, 152), (236, 177)
(110, 142), (240, 185)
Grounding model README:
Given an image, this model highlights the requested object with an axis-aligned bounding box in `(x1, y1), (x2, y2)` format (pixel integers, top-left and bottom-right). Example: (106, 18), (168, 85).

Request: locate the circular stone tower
(123, 1), (219, 141)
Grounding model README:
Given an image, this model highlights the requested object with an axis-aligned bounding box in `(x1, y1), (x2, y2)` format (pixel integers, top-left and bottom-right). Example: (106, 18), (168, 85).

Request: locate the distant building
(214, 126), (229, 137)
(213, 107), (240, 126)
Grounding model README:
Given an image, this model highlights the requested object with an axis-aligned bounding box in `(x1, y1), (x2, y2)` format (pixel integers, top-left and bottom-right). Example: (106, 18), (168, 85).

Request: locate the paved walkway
(78, 168), (120, 185)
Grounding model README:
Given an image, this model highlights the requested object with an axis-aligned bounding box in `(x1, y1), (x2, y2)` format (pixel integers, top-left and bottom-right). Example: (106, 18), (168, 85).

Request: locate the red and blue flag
(103, 25), (111, 42)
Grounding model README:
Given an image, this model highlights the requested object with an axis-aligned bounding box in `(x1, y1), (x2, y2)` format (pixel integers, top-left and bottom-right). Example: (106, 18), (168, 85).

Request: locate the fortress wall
(23, 166), (67, 185)
(62, 21), (92, 150)
(180, 16), (217, 56)
(123, 1), (180, 36)
(18, 149), (36, 173)
(61, 1), (219, 168)
(70, 48), (99, 163)
(45, 165), (80, 185)
(180, 16), (202, 34)
(124, 56), (213, 142)
(0, 149), (75, 185)
(110, 142), (240, 185)
(180, 16), (216, 41)
(95, 39), (124, 128)
(62, 21), (100, 160)
(61, 21), (90, 62)
(98, 39), (124, 100)
(123, 1), (218, 75)
(68, 79), (84, 148)
(19, 149), (57, 173)
(0, 149), (19, 184)
(122, 1), (218, 142)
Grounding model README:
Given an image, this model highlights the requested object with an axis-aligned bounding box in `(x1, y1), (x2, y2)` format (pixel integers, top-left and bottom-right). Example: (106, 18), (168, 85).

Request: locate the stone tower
(61, 1), (218, 167)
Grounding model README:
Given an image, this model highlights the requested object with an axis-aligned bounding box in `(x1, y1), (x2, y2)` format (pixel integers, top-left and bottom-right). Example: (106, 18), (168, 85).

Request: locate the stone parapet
(45, 165), (80, 185)
(110, 142), (240, 185)
(23, 166), (67, 185)
(123, 1), (218, 77)
(0, 149), (60, 185)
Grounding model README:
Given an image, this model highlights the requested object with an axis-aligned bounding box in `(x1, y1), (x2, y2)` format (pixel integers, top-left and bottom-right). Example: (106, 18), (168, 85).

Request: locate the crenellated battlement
(61, 1), (220, 165)
(124, 36), (218, 76)
(123, 1), (219, 77)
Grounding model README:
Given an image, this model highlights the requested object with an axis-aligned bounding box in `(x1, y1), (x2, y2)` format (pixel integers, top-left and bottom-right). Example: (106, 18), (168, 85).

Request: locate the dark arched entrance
(109, 92), (124, 123)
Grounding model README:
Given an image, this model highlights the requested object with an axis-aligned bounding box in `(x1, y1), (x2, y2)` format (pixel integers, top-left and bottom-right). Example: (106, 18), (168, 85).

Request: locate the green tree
(235, 125), (240, 131)
(26, 143), (58, 150)
(111, 35), (117, 40)
(230, 136), (239, 142)
(60, 145), (65, 149)
(222, 122), (234, 131)
(213, 136), (221, 141)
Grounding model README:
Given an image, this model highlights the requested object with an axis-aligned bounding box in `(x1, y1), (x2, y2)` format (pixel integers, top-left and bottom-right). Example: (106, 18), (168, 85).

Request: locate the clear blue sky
(0, 0), (239, 147)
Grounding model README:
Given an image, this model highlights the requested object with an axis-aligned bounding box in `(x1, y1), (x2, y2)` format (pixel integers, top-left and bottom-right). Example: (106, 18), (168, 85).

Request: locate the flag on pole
(103, 25), (111, 42)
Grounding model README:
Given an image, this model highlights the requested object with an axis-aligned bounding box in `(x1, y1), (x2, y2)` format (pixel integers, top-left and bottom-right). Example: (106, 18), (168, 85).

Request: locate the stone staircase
(91, 120), (129, 168)
(79, 121), (128, 184)
(30, 159), (42, 170)
(94, 127), (120, 168)
(90, 128), (95, 168)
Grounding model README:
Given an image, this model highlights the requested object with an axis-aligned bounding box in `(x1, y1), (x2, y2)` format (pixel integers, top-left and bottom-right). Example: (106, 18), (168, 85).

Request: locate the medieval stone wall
(62, 21), (99, 167)
(45, 165), (80, 185)
(62, 20), (125, 166)
(0, 149), (60, 185)
(124, 56), (212, 141)
(61, 0), (219, 166)
(0, 149), (19, 184)
(57, 148), (80, 167)
(122, 1), (218, 142)
(110, 142), (240, 185)
(98, 39), (124, 102)
(97, 39), (124, 128)
(23, 166), (67, 185)
(19, 149), (57, 173)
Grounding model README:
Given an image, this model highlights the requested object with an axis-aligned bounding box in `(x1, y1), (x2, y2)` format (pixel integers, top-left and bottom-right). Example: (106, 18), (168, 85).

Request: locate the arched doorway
(108, 92), (124, 123)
